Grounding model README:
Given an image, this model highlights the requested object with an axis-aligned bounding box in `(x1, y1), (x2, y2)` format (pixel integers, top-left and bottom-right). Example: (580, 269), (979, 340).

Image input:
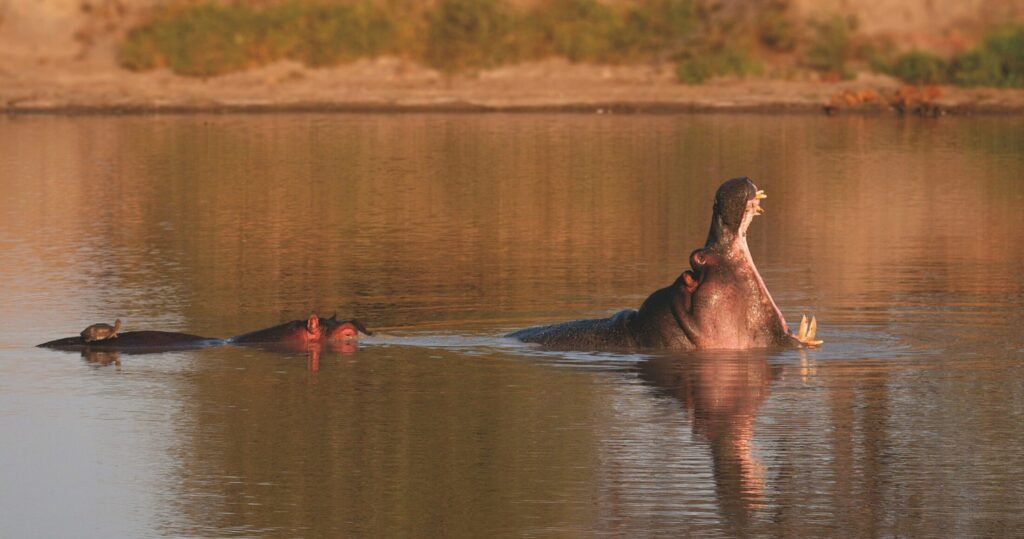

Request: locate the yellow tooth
(798, 315), (808, 340)
(808, 316), (817, 340)
(755, 206), (765, 215)
(755, 190), (767, 199)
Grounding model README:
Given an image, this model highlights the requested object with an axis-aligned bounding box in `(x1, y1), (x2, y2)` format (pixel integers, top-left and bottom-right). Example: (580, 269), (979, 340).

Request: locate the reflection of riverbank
(4, 57), (1024, 114)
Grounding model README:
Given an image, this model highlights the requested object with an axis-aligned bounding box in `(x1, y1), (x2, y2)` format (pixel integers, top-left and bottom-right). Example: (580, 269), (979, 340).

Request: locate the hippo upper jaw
(705, 181), (766, 252)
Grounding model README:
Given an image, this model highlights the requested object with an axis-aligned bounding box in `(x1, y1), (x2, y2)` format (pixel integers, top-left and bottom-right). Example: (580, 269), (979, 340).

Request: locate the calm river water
(1, 113), (1023, 537)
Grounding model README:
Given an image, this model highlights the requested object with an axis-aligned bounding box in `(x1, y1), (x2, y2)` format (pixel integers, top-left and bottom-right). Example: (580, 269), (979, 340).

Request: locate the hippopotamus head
(670, 177), (789, 349)
(227, 312), (327, 345)
(228, 312), (373, 354)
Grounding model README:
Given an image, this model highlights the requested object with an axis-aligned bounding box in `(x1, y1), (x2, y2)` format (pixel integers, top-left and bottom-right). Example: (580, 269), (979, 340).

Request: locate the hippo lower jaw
(725, 194), (820, 347)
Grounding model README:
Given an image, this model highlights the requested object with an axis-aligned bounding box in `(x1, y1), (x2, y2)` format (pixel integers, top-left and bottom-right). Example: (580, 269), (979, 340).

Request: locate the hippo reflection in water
(509, 177), (822, 351)
(640, 352), (781, 521)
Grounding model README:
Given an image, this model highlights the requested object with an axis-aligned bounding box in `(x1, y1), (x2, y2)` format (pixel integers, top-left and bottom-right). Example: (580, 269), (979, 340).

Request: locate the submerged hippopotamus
(229, 313), (373, 361)
(38, 313), (372, 355)
(38, 330), (222, 353)
(229, 313), (372, 345)
(509, 177), (822, 351)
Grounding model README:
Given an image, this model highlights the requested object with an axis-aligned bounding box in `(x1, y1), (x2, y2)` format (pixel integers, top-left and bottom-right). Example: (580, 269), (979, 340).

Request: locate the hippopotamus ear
(672, 272), (697, 313)
(680, 270), (699, 292)
(348, 319), (373, 336)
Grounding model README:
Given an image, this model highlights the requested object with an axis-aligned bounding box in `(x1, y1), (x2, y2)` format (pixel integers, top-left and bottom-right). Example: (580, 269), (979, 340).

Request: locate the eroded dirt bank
(4, 56), (1024, 114)
(2, 0), (1024, 114)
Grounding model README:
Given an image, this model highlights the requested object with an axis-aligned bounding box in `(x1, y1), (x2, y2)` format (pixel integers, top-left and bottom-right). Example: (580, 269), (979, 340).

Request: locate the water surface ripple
(1, 114), (1022, 537)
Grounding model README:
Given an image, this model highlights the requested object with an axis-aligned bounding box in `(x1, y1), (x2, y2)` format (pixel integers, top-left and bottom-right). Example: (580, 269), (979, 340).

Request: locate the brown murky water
(1, 114), (1023, 537)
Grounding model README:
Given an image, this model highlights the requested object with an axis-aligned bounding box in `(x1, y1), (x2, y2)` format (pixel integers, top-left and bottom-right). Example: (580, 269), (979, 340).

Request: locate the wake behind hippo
(509, 177), (822, 351)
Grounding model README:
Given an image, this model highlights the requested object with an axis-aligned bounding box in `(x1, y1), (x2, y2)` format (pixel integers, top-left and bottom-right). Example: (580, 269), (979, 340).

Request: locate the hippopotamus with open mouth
(509, 177), (822, 351)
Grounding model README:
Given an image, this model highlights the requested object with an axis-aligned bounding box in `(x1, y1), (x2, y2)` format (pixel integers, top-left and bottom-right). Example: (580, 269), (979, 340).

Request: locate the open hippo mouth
(509, 176), (821, 351)
(709, 177), (768, 244)
(671, 178), (794, 349)
(742, 189), (768, 230)
(679, 181), (767, 298)
(677, 177), (819, 349)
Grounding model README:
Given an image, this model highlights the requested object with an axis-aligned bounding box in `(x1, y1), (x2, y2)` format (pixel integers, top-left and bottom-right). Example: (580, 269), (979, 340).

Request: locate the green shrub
(757, 7), (797, 52)
(527, 0), (619, 62)
(890, 50), (949, 84)
(120, 3), (259, 76)
(523, 0), (696, 63)
(113, 0), (780, 81)
(952, 49), (1005, 87)
(423, 0), (519, 72)
(803, 14), (856, 79)
(675, 55), (713, 84)
(951, 26), (1024, 87)
(119, 1), (395, 77)
(284, 2), (395, 66)
(676, 46), (761, 84)
(620, 0), (697, 58)
(864, 36), (896, 74)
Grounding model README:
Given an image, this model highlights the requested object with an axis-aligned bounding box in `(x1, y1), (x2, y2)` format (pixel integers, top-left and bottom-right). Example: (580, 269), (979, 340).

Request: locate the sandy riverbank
(3, 55), (1024, 115)
(3, 0), (1024, 115)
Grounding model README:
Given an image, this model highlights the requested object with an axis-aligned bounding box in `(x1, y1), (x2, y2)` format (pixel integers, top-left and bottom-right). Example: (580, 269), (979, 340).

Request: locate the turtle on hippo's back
(80, 319), (121, 343)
